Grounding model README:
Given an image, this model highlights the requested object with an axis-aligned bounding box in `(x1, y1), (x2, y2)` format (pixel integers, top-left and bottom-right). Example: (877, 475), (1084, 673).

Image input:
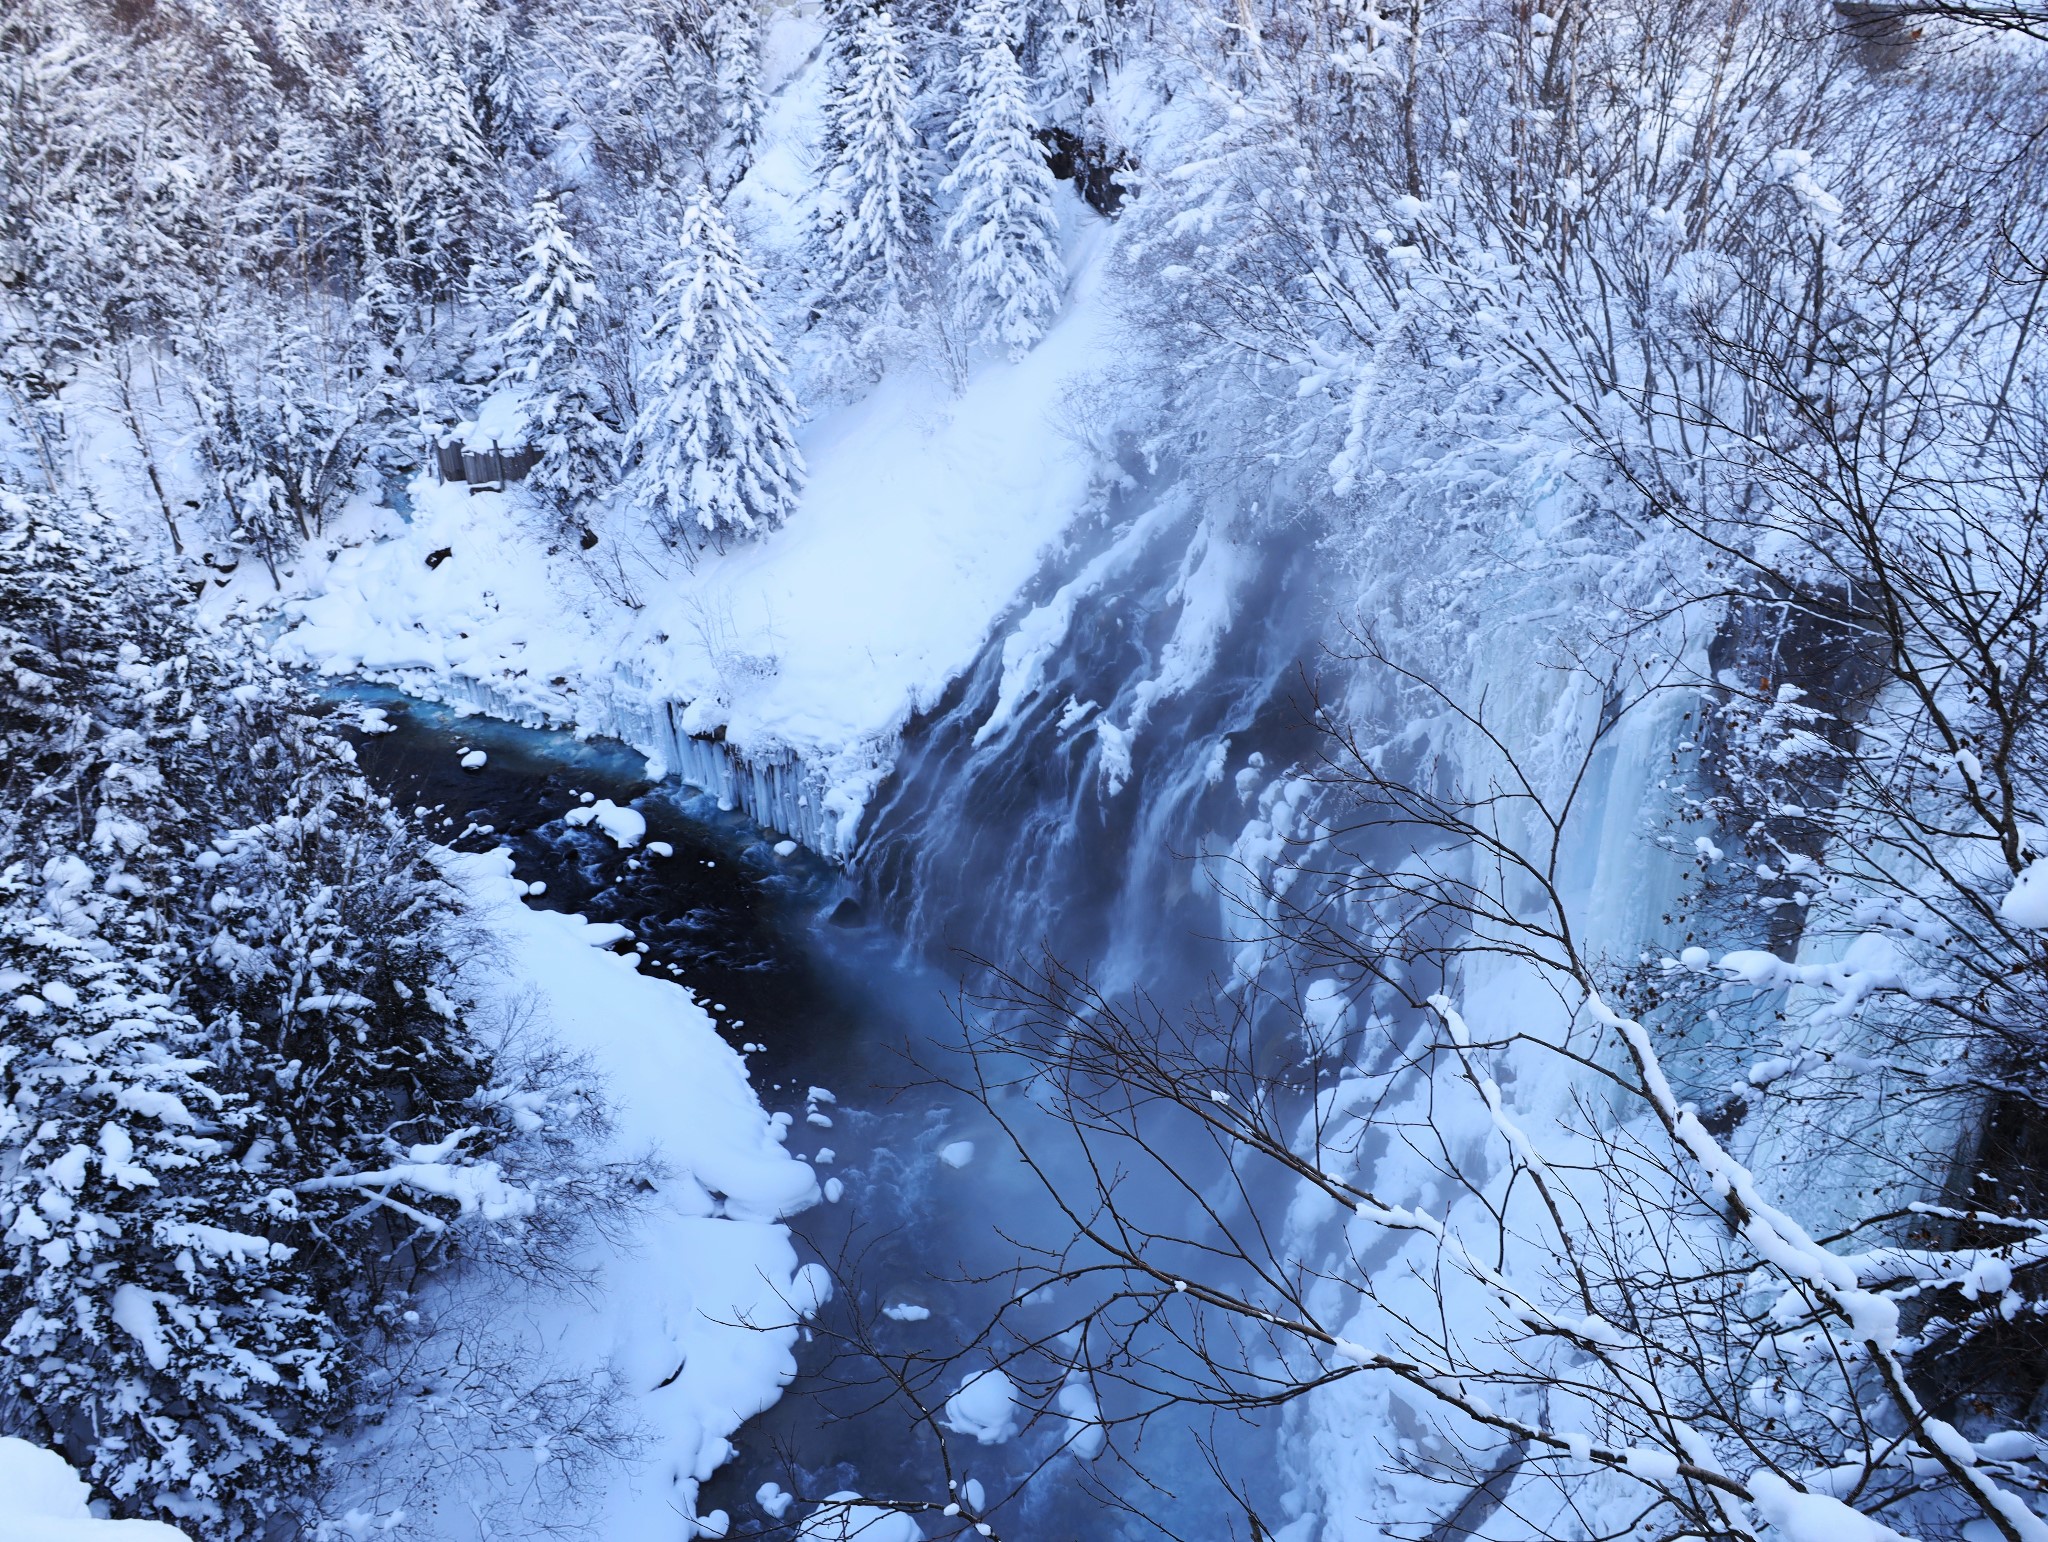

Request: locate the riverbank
(321, 689), (832, 1537)
(403, 845), (820, 1539)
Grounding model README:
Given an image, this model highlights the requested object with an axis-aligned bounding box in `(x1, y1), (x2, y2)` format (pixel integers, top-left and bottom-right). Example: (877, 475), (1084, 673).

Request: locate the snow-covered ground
(0, 1440), (194, 1541)
(414, 849), (820, 1540)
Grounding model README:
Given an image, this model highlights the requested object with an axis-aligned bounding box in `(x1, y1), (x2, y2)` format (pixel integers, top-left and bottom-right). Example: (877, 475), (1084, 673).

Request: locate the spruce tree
(359, 23), (498, 298)
(0, 487), (101, 808)
(0, 916), (340, 1534)
(0, 487), (327, 1533)
(712, 0), (767, 188)
(627, 188), (805, 545)
(812, 2), (927, 316)
(942, 0), (1065, 359)
(501, 191), (621, 529)
(185, 341), (301, 587)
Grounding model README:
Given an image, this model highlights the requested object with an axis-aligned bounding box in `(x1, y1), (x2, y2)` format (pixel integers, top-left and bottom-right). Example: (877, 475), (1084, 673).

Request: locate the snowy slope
(274, 217), (1117, 855)
(0, 1441), (193, 1542)
(368, 849), (820, 1540)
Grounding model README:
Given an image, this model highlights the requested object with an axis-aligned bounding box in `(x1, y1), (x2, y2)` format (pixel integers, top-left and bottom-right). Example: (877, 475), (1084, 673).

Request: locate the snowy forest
(5, 0), (2048, 1537)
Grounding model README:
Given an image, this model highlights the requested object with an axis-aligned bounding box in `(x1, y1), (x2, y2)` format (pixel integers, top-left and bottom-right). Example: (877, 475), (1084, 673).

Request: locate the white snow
(938, 1140), (976, 1169)
(1746, 1470), (1911, 1541)
(1056, 1380), (1106, 1459)
(796, 1493), (923, 1541)
(788, 1260), (835, 1318)
(0, 1438), (193, 1540)
(459, 385), (533, 452)
(564, 799), (648, 849)
(110, 1284), (171, 1371)
(942, 1368), (1022, 1445)
(2002, 858), (2048, 928)
(384, 849), (819, 1537)
(460, 748), (488, 770)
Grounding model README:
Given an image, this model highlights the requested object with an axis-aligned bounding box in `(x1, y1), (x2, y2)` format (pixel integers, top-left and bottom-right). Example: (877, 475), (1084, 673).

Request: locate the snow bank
(274, 215), (1119, 858)
(0, 1438), (192, 1540)
(429, 850), (820, 1536)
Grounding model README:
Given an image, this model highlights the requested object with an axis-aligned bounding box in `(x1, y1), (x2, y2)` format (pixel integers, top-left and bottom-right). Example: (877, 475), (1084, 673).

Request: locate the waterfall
(853, 469), (1333, 992)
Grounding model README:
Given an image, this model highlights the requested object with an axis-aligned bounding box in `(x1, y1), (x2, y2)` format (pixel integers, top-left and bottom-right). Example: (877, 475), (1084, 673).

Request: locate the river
(335, 682), (1286, 1540)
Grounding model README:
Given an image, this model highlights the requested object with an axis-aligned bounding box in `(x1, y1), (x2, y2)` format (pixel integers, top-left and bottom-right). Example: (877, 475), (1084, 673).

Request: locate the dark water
(333, 683), (913, 1098)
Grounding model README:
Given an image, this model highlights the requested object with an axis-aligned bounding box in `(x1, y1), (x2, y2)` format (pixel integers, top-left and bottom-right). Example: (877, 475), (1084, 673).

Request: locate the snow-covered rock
(796, 1492), (924, 1541)
(563, 798), (647, 848)
(942, 1367), (1021, 1445)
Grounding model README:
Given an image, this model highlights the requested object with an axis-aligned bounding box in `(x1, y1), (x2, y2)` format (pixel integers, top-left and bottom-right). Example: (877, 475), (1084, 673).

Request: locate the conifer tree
(449, 0), (527, 156)
(186, 346), (302, 587)
(0, 917), (340, 1533)
(712, 0), (767, 187)
(813, 2), (927, 315)
(502, 191), (621, 528)
(359, 23), (498, 297)
(627, 188), (805, 545)
(0, 487), (109, 828)
(0, 486), (328, 1533)
(942, 0), (1065, 358)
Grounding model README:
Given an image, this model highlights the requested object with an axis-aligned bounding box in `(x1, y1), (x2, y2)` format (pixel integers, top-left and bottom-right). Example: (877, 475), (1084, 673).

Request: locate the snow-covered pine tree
(1040, 0), (1122, 120)
(185, 343), (302, 588)
(359, 22), (498, 299)
(712, 0), (767, 188)
(812, 1), (927, 317)
(0, 913), (340, 1536)
(422, 31), (508, 276)
(0, 484), (333, 1534)
(448, 0), (527, 158)
(941, 0), (1065, 359)
(501, 191), (621, 529)
(0, 487), (110, 834)
(627, 188), (805, 546)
